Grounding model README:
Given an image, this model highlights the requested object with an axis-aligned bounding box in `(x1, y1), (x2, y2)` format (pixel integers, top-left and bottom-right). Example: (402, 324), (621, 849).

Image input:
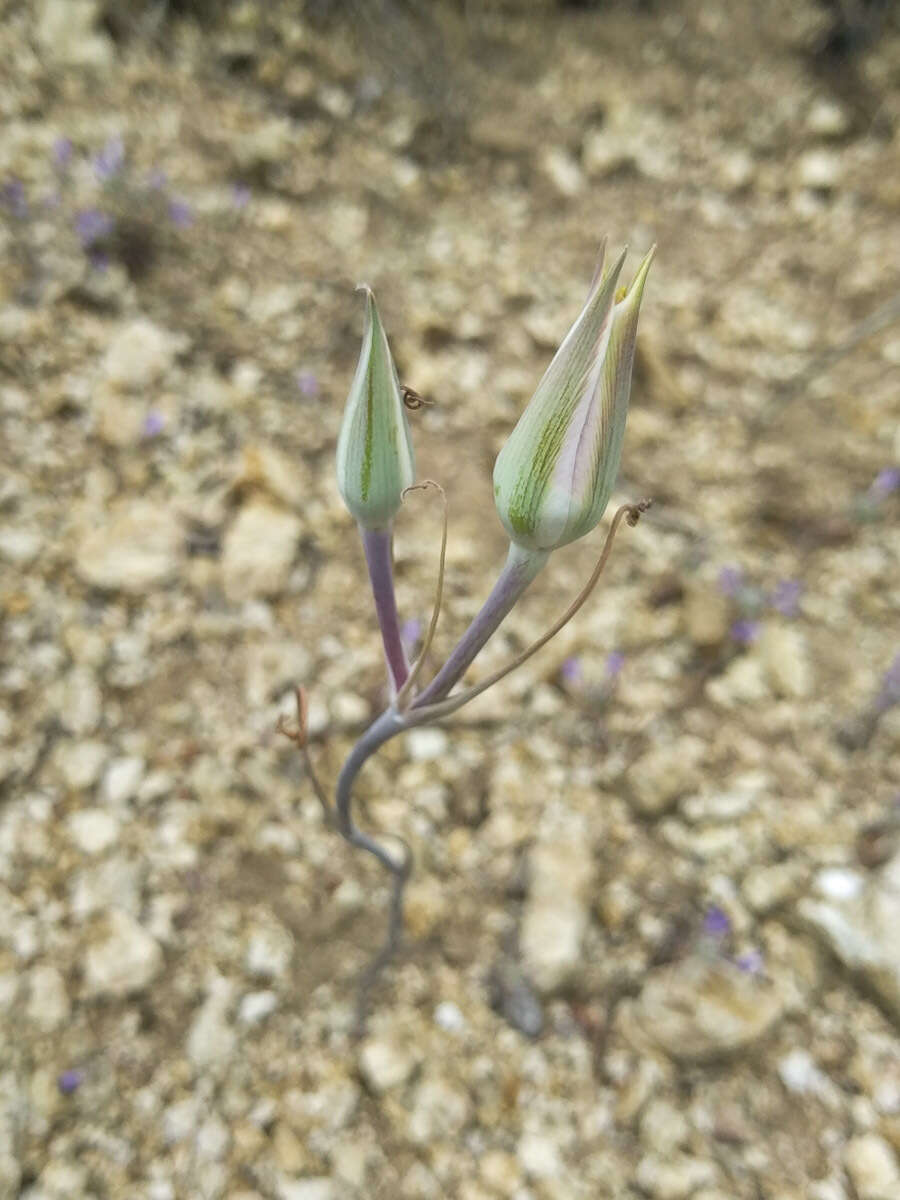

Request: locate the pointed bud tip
(620, 244), (656, 304)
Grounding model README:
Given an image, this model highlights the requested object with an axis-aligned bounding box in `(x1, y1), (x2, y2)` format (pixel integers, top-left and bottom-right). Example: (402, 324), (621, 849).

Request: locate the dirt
(1, 1), (900, 1197)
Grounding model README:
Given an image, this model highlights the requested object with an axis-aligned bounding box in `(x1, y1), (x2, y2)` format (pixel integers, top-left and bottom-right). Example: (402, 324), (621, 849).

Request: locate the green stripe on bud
(493, 244), (655, 552)
(336, 286), (415, 530)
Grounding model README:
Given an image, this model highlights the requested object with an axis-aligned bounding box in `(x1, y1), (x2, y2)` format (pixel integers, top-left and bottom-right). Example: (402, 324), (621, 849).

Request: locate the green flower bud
(492, 244), (654, 553)
(336, 287), (415, 530)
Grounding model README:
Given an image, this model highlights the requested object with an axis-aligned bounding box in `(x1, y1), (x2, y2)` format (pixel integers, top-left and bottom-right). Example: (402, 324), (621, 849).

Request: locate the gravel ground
(1, 1), (900, 1197)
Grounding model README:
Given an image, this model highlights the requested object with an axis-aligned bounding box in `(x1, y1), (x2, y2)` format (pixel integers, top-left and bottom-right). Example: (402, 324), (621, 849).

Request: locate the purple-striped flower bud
(493, 244), (654, 552)
(336, 287), (415, 530)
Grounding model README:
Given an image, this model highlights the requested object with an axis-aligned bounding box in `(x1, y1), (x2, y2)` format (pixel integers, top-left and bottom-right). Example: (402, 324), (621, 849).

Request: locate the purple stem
(413, 542), (548, 709)
(361, 526), (409, 694)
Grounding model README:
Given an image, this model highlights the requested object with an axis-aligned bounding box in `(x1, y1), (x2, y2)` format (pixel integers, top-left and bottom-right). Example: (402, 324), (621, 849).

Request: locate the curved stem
(334, 707), (411, 1031)
(412, 542), (549, 709)
(335, 708), (405, 861)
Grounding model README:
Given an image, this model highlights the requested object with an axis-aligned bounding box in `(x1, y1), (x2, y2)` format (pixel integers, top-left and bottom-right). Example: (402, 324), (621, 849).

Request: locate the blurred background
(1, 1), (899, 1197)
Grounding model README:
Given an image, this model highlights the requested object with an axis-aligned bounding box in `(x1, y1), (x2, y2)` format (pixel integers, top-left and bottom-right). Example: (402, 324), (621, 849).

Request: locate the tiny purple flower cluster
(0, 134), (199, 290)
(0, 178), (27, 218)
(74, 208), (113, 247)
(717, 563), (803, 645)
(700, 907), (764, 975)
(702, 905), (731, 939)
(57, 1069), (83, 1095)
(93, 135), (125, 181)
(296, 369), (319, 397)
(871, 466), (900, 498)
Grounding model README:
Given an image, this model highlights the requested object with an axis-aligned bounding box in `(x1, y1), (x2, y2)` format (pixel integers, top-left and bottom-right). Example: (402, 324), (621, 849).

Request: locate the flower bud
(493, 244), (654, 552)
(336, 286), (415, 530)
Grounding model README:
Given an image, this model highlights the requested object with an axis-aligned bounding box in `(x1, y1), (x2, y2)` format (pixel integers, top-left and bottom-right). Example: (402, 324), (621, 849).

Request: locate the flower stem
(361, 525), (408, 694)
(413, 542), (549, 709)
(334, 706), (410, 1032)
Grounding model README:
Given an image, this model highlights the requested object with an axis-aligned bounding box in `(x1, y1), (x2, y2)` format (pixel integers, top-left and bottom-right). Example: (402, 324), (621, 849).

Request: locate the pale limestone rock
(186, 976), (236, 1072)
(540, 147), (584, 197)
(799, 854), (900, 1024)
(54, 667), (102, 735)
(777, 1049), (833, 1100)
(705, 655), (769, 707)
(517, 1131), (562, 1180)
(244, 642), (312, 708)
(844, 1134), (900, 1200)
(633, 957), (784, 1062)
(683, 581), (730, 647)
(102, 318), (177, 389)
(84, 910), (163, 998)
(94, 386), (144, 446)
(238, 991), (278, 1026)
(582, 126), (634, 178)
(742, 861), (806, 914)
(0, 526), (42, 566)
(26, 966), (70, 1032)
(277, 1180), (333, 1200)
(54, 739), (109, 791)
(70, 855), (143, 919)
(407, 1075), (469, 1144)
(67, 808), (119, 855)
(807, 98), (850, 138)
(36, 0), (113, 67)
(520, 815), (594, 993)
(635, 1153), (718, 1200)
(222, 503), (300, 601)
(626, 738), (704, 818)
(359, 1035), (420, 1093)
(232, 119), (294, 172)
(639, 1098), (690, 1154)
(757, 624), (812, 698)
(101, 756), (145, 805)
(76, 501), (182, 593)
(244, 919), (294, 981)
(406, 727), (449, 762)
(797, 149), (842, 191)
(237, 442), (307, 510)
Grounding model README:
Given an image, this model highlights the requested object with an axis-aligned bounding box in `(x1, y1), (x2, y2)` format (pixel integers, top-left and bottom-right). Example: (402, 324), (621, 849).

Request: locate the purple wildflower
(734, 948), (764, 975)
(871, 467), (900, 498)
(74, 209), (113, 247)
(57, 1069), (84, 1095)
(232, 183), (250, 210)
(168, 198), (193, 228)
(296, 370), (319, 397)
(560, 657), (583, 685)
(605, 650), (625, 679)
(717, 565), (744, 597)
(93, 135), (125, 181)
(53, 137), (73, 171)
(731, 618), (760, 645)
(770, 578), (803, 618)
(1, 178), (27, 218)
(702, 906), (731, 940)
(142, 411), (166, 438)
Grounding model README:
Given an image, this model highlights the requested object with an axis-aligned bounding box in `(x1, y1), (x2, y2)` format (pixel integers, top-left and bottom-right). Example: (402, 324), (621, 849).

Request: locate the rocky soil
(1, 1), (900, 1197)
